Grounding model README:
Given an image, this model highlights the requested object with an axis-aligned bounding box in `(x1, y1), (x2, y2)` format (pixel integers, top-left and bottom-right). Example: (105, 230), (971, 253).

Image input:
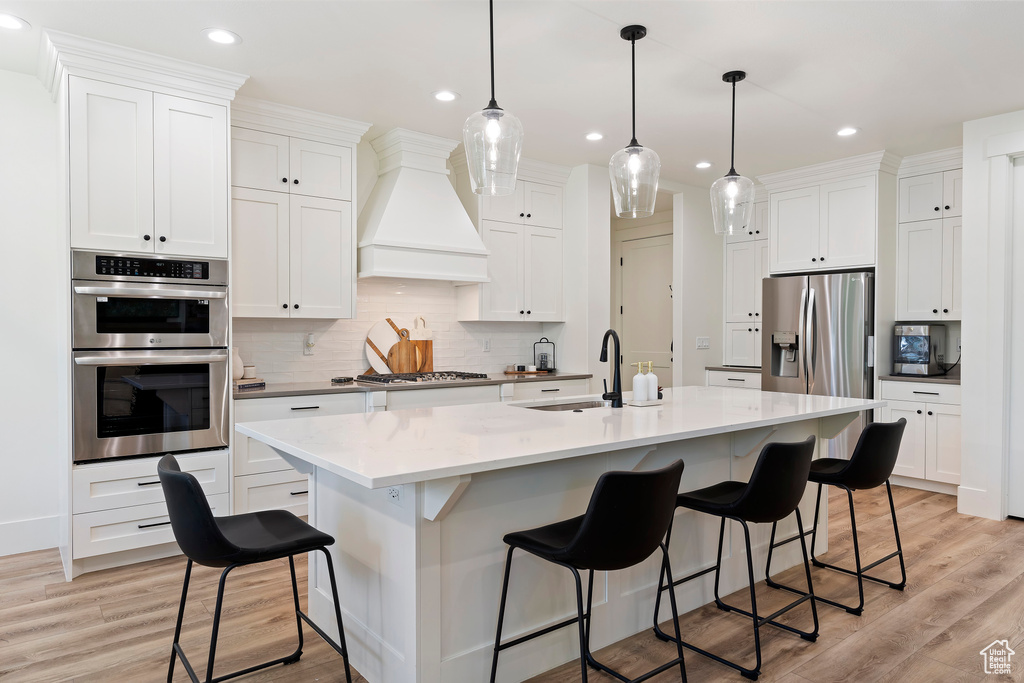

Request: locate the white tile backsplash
(232, 279), (547, 383)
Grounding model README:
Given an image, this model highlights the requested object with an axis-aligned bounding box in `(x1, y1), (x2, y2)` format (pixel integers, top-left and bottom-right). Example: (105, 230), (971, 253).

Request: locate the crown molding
(757, 150), (902, 192)
(897, 146), (963, 177)
(232, 96), (370, 146)
(39, 29), (247, 102)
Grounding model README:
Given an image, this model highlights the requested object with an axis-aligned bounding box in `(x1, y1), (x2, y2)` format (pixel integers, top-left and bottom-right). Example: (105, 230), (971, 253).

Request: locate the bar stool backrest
(158, 454), (241, 567)
(733, 436), (816, 523)
(561, 459), (684, 571)
(838, 418), (908, 490)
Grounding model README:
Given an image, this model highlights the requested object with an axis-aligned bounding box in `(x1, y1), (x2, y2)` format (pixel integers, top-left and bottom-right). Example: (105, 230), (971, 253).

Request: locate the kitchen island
(237, 386), (883, 683)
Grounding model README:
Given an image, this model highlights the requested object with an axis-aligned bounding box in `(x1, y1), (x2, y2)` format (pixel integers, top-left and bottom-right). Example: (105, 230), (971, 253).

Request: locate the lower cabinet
(706, 370), (762, 390)
(233, 470), (309, 517)
(879, 381), (961, 485)
(724, 323), (762, 367)
(502, 378), (590, 401)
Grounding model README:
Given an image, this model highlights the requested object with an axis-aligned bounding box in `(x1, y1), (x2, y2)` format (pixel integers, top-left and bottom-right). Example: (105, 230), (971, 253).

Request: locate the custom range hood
(358, 129), (489, 282)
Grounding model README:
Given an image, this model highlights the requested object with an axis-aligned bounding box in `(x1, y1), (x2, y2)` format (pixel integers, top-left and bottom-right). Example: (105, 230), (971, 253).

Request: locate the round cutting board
(365, 317), (413, 374)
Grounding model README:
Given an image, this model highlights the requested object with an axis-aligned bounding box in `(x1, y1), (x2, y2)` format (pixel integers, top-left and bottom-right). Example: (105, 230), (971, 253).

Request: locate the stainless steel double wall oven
(71, 251), (230, 463)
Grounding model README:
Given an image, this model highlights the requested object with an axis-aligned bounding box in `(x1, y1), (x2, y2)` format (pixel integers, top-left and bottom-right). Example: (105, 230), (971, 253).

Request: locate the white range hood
(358, 128), (489, 282)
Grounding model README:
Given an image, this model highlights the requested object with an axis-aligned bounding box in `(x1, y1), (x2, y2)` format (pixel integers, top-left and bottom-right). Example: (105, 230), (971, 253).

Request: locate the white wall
(0, 70), (62, 555)
(672, 184), (723, 388)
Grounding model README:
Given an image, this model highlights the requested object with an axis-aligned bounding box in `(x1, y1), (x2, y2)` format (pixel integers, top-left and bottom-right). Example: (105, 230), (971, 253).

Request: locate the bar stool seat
(213, 511), (334, 565)
(502, 515), (585, 563)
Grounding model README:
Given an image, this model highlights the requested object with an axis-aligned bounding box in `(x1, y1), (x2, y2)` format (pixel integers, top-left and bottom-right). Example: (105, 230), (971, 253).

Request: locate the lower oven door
(73, 349), (230, 463)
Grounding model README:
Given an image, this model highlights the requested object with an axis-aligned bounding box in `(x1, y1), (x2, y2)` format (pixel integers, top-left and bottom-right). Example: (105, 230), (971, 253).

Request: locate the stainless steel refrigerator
(761, 272), (874, 458)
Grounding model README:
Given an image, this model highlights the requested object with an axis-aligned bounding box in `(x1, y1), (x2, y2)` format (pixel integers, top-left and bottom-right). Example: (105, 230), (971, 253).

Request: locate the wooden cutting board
(412, 340), (433, 372)
(386, 326), (422, 373)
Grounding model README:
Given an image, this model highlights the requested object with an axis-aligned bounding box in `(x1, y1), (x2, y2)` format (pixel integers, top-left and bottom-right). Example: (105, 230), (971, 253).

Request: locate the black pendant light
(711, 70), (755, 235)
(609, 25), (660, 219)
(463, 0), (523, 196)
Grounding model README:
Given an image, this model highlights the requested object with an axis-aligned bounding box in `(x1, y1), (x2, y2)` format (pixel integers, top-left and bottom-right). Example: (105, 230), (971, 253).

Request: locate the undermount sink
(518, 399), (612, 412)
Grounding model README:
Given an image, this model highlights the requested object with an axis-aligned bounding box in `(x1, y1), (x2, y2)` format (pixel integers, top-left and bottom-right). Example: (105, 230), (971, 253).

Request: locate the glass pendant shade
(610, 144), (660, 218)
(463, 107), (523, 196)
(710, 173), (755, 235)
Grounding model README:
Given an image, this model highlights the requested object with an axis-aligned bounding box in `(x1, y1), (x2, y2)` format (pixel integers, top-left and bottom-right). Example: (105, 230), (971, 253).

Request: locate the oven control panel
(95, 256), (209, 280)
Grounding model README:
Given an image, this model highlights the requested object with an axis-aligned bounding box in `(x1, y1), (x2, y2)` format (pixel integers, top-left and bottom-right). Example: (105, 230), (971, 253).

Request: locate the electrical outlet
(696, 336), (710, 350)
(386, 486), (402, 505)
(483, 338), (491, 352)
(303, 332), (315, 356)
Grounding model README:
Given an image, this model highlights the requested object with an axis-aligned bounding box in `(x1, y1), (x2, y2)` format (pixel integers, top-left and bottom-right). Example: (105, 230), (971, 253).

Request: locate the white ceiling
(3, 1), (1024, 188)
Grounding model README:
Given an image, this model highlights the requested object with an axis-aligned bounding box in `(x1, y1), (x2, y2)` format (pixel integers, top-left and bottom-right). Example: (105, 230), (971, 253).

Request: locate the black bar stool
(490, 460), (687, 683)
(158, 454), (353, 683)
(653, 436), (818, 681)
(765, 418), (908, 615)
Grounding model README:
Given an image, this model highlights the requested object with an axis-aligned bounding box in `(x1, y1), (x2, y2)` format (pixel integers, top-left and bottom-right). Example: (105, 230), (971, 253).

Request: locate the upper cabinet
(725, 200), (768, 243)
(898, 169), (962, 222)
(68, 77), (229, 258)
(480, 180), (563, 229)
(231, 128), (352, 201)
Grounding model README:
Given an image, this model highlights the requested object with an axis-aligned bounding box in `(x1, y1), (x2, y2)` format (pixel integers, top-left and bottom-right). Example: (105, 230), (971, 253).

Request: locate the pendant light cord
(487, 0), (498, 109)
(630, 36), (639, 147)
(728, 80), (737, 176)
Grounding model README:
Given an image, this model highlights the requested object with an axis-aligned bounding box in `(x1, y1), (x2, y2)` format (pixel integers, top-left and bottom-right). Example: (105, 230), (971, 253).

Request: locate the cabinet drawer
(72, 450), (228, 514)
(72, 493), (229, 559)
(880, 381), (960, 405)
(234, 471), (309, 516)
(507, 379), (590, 401)
(707, 371), (762, 390)
(234, 392), (366, 421)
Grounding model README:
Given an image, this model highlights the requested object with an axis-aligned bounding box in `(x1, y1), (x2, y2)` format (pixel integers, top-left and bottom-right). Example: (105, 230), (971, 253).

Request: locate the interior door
(620, 235), (673, 390)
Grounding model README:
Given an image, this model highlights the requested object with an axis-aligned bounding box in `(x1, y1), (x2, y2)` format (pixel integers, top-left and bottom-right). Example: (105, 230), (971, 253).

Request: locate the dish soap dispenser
(644, 362), (659, 402)
(632, 363), (648, 401)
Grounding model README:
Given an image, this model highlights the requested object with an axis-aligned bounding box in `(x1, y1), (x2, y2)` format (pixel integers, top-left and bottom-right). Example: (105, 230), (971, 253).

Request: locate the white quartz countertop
(236, 386), (884, 489)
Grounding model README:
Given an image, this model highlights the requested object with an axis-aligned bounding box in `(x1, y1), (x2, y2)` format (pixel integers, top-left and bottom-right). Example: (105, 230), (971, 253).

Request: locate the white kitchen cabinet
(724, 323), (761, 367)
(231, 189), (354, 319)
(706, 370), (761, 390)
(879, 381), (961, 486)
(233, 470), (309, 517)
(725, 239), (767, 323)
(231, 127), (353, 201)
(896, 216), (961, 322)
(504, 378), (590, 401)
(457, 220), (563, 322)
(942, 216), (962, 319)
(898, 169), (962, 223)
(68, 76), (228, 257)
(481, 180), (563, 228)
(770, 186), (819, 273)
(726, 200), (768, 243)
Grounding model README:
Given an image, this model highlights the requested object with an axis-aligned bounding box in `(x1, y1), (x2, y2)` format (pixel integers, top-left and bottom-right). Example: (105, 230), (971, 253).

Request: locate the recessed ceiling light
(837, 127), (858, 137)
(695, 161), (712, 169)
(586, 132), (603, 141)
(202, 28), (241, 45)
(0, 13), (30, 30)
(432, 90), (460, 102)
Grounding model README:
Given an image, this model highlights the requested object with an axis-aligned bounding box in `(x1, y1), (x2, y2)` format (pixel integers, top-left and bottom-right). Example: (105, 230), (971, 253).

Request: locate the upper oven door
(72, 280), (229, 349)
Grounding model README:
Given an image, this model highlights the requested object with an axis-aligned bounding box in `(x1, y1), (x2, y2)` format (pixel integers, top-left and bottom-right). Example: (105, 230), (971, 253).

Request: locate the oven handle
(74, 285), (227, 299)
(74, 351), (229, 366)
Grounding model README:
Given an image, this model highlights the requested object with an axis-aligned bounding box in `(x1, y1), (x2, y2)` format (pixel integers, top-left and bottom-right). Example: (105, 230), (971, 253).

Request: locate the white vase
(231, 347), (244, 381)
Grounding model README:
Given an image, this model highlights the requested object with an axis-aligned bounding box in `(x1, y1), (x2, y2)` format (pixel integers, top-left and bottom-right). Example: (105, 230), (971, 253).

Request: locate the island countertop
(236, 386), (884, 489)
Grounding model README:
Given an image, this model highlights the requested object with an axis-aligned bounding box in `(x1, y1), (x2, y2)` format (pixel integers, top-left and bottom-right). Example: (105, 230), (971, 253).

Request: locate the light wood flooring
(2, 485), (1023, 682)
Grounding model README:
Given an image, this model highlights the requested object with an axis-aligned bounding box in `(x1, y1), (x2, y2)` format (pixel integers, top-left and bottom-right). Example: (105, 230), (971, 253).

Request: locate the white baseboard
(957, 484), (1003, 520)
(0, 515), (59, 557)
(889, 475), (958, 496)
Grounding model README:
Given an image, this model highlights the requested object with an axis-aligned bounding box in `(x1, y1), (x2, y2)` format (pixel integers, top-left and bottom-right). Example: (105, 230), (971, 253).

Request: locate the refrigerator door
(761, 275), (808, 394)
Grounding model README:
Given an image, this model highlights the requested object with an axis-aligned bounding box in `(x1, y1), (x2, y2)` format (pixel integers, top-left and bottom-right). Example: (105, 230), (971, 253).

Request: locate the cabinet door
(884, 401), (927, 479)
(724, 323), (758, 367)
(770, 186), (819, 273)
(231, 127), (290, 192)
(941, 217), (962, 320)
(898, 172), (944, 223)
(231, 188), (289, 318)
(480, 221), (524, 320)
(820, 176), (876, 269)
(480, 185), (524, 223)
(927, 403), (961, 484)
(523, 182), (563, 229)
(524, 226), (563, 321)
(726, 200), (767, 243)
(69, 77), (154, 253)
(289, 196), (354, 318)
(725, 242), (758, 322)
(942, 169), (963, 218)
(289, 138), (352, 201)
(153, 94), (228, 258)
(896, 220), (943, 321)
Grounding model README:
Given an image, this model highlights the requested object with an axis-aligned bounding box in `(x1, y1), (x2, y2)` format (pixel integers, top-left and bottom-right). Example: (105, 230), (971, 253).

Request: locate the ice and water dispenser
(770, 331), (799, 378)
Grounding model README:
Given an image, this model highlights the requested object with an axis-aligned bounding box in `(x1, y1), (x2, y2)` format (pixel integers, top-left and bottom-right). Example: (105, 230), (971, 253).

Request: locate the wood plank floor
(1, 485), (1022, 682)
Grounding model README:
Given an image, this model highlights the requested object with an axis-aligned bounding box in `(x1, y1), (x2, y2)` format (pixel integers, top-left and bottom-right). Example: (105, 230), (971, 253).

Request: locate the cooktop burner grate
(356, 371), (490, 384)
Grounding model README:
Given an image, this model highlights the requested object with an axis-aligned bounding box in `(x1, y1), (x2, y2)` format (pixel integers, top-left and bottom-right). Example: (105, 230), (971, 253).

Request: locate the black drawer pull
(138, 520), (171, 529)
(290, 490), (308, 496)
(912, 391), (940, 395)
(291, 405), (320, 411)
(541, 388), (560, 393)
(137, 480), (161, 487)
(727, 378), (746, 382)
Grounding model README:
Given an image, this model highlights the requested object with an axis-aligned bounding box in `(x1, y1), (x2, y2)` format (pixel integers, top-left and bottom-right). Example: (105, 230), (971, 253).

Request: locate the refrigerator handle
(799, 287), (808, 382)
(805, 287), (816, 387)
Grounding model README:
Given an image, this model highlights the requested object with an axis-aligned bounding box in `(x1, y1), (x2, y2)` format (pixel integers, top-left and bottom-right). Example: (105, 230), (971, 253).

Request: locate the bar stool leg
(661, 546), (688, 683)
(794, 509), (820, 638)
(651, 516), (676, 634)
(167, 558), (193, 683)
(711, 516), (728, 611)
(886, 481), (908, 590)
(845, 487), (866, 615)
(204, 564), (237, 683)
(284, 556), (305, 665)
(569, 566), (590, 683)
(319, 549), (354, 683)
(489, 546), (516, 683)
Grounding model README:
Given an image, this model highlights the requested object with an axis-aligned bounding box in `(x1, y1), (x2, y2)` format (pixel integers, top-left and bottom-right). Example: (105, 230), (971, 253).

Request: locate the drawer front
(234, 392), (366, 422)
(72, 493), (229, 559)
(707, 371), (762, 390)
(72, 450), (229, 514)
(880, 381), (960, 405)
(507, 379), (590, 401)
(234, 471), (309, 516)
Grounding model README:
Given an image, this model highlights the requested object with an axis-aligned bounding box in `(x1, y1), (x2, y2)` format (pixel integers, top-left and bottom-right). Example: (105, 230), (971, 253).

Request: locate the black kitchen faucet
(600, 329), (623, 408)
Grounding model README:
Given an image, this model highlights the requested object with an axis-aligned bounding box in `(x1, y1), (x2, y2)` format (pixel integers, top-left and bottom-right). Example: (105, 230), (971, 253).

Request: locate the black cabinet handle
(934, 206), (940, 211)
(755, 230), (760, 234)
(519, 310), (524, 314)
(943, 308), (949, 313)
(944, 205), (950, 210)
(282, 177), (288, 183)
(913, 391), (940, 395)
(138, 520), (171, 529)
(294, 304), (299, 309)
(282, 304), (288, 309)
(748, 231), (753, 235)
(932, 308), (938, 314)
(755, 313), (759, 317)
(526, 310), (531, 314)
(727, 378), (746, 382)
(290, 405), (320, 411)
(755, 328), (759, 332)
(137, 480), (160, 487)
(748, 328), (753, 332)
(748, 313), (753, 317)
(293, 179), (299, 185)
(159, 236), (167, 242)
(541, 388), (560, 393)
(811, 257), (817, 262)
(143, 234), (151, 241)
(519, 213), (525, 217)
(290, 490), (308, 496)
(820, 256), (825, 261)
(916, 410), (922, 414)
(526, 213), (531, 218)
(927, 411), (933, 416)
